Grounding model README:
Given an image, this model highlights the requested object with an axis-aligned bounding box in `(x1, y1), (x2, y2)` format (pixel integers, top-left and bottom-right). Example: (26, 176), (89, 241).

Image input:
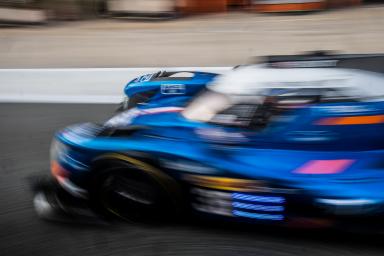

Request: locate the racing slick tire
(89, 161), (176, 224)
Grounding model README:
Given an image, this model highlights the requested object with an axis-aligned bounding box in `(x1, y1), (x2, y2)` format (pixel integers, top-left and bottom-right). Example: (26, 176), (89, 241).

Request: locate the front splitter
(31, 175), (108, 226)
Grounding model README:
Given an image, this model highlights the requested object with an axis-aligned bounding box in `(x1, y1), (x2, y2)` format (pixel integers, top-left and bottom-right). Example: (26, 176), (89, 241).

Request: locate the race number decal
(134, 74), (154, 83)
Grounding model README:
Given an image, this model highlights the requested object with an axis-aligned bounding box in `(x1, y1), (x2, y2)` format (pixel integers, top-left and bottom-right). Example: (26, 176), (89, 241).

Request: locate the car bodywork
(120, 52), (384, 111)
(119, 70), (219, 110)
(46, 65), (384, 229)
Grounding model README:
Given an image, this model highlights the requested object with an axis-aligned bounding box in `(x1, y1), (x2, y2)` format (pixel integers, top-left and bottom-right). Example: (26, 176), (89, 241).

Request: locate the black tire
(89, 162), (174, 223)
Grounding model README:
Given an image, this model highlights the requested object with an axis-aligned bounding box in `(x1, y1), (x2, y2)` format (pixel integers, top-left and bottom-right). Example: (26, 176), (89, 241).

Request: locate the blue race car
(118, 52), (384, 111)
(118, 70), (219, 111)
(38, 65), (384, 229)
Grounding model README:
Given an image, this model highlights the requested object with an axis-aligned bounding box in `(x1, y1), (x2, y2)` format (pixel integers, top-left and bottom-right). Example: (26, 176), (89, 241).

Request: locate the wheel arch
(89, 152), (184, 214)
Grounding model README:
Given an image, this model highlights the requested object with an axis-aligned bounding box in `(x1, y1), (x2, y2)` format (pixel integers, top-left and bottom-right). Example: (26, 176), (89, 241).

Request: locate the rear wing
(256, 51), (384, 74)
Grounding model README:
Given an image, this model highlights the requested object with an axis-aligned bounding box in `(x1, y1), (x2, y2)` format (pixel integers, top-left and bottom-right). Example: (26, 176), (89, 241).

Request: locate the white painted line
(0, 67), (230, 72)
(0, 67), (231, 103)
(0, 95), (123, 104)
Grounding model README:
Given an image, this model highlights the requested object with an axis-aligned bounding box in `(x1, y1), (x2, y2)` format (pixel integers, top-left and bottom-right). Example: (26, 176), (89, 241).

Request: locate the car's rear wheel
(90, 164), (173, 223)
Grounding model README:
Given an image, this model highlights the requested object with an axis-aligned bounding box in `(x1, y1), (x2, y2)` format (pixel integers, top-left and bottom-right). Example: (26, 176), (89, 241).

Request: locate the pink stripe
(294, 159), (355, 174)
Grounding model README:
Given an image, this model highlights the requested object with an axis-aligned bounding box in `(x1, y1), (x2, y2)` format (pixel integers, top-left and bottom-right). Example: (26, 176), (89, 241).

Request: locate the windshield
(183, 91), (232, 122)
(183, 86), (365, 128)
(183, 90), (266, 127)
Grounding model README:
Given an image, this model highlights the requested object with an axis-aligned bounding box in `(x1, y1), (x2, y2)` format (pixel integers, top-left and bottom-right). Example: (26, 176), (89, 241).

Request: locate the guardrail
(0, 67), (231, 103)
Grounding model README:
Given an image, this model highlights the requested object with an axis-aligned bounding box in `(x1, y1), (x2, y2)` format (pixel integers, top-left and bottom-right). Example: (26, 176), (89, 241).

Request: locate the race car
(119, 52), (384, 112)
(35, 64), (384, 230)
(118, 70), (219, 111)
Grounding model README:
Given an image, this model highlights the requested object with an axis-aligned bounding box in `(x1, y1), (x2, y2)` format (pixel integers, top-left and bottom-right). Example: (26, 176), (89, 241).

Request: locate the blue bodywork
(122, 71), (219, 108)
(51, 96), (384, 227)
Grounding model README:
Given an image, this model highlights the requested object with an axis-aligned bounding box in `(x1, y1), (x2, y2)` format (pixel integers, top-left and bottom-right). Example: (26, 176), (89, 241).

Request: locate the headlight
(50, 140), (70, 180)
(50, 139), (88, 171)
(50, 139), (69, 163)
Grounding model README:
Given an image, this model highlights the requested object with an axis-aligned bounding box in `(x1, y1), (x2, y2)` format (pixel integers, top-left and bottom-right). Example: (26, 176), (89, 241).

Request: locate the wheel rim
(98, 172), (162, 222)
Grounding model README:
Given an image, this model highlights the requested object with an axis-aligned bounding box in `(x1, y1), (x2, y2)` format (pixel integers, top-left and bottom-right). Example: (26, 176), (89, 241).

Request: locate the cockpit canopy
(183, 67), (384, 128)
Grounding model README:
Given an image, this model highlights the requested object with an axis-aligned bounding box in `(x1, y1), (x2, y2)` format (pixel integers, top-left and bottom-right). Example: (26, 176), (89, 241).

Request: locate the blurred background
(0, 0), (375, 22)
(2, 1), (384, 256)
(1, 0), (384, 68)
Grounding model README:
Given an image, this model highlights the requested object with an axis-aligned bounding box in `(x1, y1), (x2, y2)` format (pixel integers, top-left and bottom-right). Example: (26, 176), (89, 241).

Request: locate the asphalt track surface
(1, 103), (384, 256)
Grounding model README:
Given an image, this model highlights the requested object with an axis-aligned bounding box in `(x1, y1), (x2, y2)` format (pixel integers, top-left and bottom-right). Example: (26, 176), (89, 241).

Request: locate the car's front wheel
(90, 164), (174, 223)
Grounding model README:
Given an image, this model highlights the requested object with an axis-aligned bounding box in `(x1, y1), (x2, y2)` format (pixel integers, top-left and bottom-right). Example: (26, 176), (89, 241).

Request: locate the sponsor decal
(293, 159), (355, 174)
(161, 84), (186, 95)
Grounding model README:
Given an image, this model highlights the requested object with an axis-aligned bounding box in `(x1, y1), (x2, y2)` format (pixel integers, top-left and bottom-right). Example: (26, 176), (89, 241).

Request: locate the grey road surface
(1, 103), (384, 256)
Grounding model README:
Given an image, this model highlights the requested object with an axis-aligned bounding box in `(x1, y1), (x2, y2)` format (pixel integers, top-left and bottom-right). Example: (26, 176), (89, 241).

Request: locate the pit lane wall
(0, 0), (363, 24)
(0, 67), (231, 103)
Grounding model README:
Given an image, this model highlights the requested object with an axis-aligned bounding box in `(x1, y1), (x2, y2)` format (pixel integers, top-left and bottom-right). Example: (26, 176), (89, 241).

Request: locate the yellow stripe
(98, 153), (182, 207)
(184, 174), (265, 192)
